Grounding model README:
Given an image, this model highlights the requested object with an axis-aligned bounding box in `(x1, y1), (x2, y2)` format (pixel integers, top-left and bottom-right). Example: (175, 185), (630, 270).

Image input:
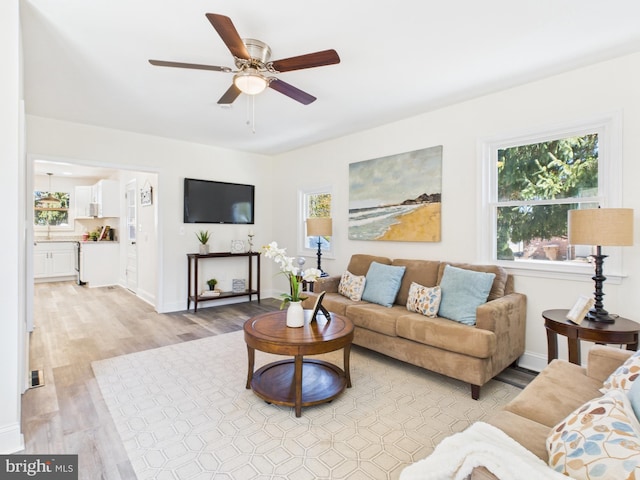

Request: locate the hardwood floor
(22, 281), (279, 479)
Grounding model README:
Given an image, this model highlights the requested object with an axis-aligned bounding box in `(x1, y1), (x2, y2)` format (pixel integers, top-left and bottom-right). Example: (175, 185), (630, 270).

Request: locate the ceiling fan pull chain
(245, 95), (257, 134)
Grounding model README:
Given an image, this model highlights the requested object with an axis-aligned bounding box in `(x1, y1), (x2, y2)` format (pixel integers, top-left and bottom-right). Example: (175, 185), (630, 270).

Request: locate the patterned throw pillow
(547, 389), (640, 479)
(338, 270), (366, 301)
(406, 282), (441, 317)
(601, 350), (640, 393)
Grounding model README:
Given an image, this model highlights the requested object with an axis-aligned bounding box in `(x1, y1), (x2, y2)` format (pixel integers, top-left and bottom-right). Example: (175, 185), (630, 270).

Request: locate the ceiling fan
(149, 13), (340, 105)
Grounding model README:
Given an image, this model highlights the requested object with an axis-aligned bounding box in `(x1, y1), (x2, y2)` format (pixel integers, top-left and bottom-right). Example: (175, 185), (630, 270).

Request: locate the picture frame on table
(566, 295), (595, 325)
(310, 291), (331, 322)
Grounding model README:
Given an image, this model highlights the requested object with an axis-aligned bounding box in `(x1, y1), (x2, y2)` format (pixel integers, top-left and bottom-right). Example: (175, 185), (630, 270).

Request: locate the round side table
(543, 309), (640, 365)
(244, 309), (354, 417)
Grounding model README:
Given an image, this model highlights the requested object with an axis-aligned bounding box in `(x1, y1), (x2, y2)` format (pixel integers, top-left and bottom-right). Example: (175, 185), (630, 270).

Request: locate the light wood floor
(23, 281), (279, 480)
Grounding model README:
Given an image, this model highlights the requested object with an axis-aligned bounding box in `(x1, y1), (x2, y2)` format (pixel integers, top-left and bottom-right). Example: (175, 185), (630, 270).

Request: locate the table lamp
(306, 217), (332, 277)
(568, 207), (634, 323)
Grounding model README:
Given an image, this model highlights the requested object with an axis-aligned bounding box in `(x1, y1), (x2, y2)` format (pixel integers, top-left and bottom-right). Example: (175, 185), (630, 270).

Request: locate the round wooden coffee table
(244, 309), (354, 417)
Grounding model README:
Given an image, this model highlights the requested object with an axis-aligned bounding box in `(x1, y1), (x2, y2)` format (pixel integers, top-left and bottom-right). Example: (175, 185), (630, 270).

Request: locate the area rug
(92, 331), (520, 479)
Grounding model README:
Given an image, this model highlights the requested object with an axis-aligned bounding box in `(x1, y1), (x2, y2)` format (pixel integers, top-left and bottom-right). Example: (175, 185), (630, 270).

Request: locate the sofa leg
(471, 384), (480, 400)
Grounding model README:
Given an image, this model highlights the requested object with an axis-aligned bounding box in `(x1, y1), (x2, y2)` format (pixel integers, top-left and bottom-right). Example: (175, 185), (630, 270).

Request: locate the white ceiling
(21, 0), (640, 156)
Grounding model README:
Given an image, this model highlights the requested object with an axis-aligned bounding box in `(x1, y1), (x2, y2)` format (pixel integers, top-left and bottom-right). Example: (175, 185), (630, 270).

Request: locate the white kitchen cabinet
(34, 242), (77, 280)
(80, 242), (119, 287)
(92, 179), (120, 218)
(74, 185), (93, 218)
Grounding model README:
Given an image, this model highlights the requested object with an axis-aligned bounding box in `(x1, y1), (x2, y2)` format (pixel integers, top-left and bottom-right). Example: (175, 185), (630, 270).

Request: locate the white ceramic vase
(286, 301), (305, 328)
(199, 244), (209, 255)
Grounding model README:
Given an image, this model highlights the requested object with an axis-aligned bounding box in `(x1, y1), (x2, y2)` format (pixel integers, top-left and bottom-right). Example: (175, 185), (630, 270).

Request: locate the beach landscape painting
(349, 146), (442, 242)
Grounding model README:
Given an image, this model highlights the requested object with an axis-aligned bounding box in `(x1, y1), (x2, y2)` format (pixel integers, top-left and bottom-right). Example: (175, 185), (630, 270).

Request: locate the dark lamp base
(586, 310), (616, 324)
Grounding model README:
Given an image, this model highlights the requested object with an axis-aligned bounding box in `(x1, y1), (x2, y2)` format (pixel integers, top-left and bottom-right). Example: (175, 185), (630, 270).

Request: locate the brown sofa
(302, 254), (527, 399)
(469, 345), (634, 479)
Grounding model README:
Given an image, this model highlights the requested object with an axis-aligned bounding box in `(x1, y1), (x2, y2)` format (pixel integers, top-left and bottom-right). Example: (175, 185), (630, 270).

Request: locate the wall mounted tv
(183, 178), (255, 224)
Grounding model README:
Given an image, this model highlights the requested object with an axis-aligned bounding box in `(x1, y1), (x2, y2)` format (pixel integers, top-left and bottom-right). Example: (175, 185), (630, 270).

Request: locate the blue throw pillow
(629, 377), (640, 420)
(438, 265), (496, 325)
(361, 261), (406, 307)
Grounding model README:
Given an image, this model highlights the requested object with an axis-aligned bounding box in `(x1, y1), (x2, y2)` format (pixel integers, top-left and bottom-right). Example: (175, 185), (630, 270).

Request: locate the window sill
(500, 260), (625, 285)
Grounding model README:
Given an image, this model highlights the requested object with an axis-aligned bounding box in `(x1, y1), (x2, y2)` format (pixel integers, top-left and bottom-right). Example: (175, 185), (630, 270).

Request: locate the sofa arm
(311, 275), (340, 293)
(587, 345), (633, 382)
(475, 293), (527, 361)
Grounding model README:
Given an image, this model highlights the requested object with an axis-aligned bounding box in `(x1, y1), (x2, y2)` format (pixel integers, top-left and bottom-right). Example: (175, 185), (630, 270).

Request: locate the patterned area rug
(92, 331), (520, 479)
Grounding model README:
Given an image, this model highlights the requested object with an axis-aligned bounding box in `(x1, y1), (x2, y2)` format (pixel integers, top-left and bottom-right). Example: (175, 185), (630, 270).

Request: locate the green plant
(195, 230), (211, 245)
(206, 278), (218, 288)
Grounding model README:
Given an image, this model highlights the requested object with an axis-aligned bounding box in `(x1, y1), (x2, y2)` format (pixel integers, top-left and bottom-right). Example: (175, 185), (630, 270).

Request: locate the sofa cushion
(361, 262), (406, 307)
(438, 262), (508, 302)
(346, 254), (392, 277)
(346, 303), (405, 337)
(338, 270), (367, 301)
(406, 282), (441, 317)
(311, 292), (360, 317)
(391, 259), (441, 306)
(396, 313), (496, 358)
(485, 411), (551, 461)
(504, 359), (603, 428)
(437, 265), (495, 325)
(601, 349), (640, 393)
(547, 388), (640, 479)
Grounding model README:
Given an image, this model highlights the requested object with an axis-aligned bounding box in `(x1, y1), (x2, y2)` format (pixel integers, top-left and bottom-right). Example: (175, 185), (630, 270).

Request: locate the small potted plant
(196, 230), (211, 255)
(206, 278), (218, 291)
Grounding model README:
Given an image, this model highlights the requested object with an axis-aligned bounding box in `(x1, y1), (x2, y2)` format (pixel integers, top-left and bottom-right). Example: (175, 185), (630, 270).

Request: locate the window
(34, 189), (70, 227)
(481, 114), (623, 276)
(299, 186), (333, 256)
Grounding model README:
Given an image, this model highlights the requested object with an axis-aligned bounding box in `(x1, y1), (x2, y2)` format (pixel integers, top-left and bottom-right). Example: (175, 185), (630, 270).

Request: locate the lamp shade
(306, 217), (332, 237)
(568, 208), (634, 246)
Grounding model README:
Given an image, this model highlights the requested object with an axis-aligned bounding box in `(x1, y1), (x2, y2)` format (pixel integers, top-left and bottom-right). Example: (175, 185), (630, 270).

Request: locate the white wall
(272, 52), (640, 371)
(26, 117), (275, 312)
(0, 0), (25, 453)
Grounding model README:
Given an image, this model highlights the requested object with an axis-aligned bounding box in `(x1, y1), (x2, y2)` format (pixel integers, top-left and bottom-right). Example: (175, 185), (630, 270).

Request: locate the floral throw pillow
(406, 282), (441, 317)
(601, 350), (640, 393)
(547, 388), (640, 479)
(338, 270), (366, 301)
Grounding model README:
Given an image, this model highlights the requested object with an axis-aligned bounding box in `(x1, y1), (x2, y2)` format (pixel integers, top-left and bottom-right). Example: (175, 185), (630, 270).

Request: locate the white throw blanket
(399, 422), (571, 480)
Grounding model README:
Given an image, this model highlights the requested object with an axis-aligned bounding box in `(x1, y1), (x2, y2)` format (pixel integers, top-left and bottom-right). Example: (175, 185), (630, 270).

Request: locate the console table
(187, 251), (260, 312)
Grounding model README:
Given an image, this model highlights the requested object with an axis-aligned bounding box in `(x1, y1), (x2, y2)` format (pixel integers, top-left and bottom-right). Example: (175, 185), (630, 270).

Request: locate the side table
(543, 309), (640, 365)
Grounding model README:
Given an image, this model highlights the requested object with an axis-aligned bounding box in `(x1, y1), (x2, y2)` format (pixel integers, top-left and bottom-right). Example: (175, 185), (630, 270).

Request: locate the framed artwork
(140, 183), (153, 206)
(230, 240), (245, 254)
(348, 146), (442, 242)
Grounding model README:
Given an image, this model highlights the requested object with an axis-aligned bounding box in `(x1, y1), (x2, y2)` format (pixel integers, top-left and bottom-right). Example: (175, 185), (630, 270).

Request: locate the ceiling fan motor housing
(239, 38), (271, 69)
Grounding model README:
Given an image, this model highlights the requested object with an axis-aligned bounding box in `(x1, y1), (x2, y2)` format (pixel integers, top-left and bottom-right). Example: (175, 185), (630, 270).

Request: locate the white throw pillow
(406, 282), (441, 317)
(338, 270), (366, 301)
(547, 389), (640, 479)
(601, 349), (640, 393)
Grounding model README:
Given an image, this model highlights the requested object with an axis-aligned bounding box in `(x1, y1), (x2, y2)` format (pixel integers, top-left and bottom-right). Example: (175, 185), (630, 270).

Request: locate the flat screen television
(183, 178), (255, 224)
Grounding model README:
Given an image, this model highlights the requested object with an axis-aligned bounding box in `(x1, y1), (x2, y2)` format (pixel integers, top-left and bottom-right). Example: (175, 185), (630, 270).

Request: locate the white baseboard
(516, 350), (547, 373)
(0, 422), (24, 454)
(135, 287), (156, 307)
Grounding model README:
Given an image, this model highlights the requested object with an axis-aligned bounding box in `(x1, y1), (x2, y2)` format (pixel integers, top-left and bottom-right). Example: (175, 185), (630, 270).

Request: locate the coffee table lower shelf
(250, 359), (347, 412)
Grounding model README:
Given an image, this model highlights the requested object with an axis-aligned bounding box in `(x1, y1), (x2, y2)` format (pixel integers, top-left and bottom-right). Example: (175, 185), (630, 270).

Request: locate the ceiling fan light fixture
(233, 69), (268, 95)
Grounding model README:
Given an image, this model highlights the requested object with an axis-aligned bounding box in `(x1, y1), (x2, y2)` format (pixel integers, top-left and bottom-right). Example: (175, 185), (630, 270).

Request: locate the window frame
(298, 185), (334, 260)
(479, 113), (625, 281)
(33, 188), (73, 232)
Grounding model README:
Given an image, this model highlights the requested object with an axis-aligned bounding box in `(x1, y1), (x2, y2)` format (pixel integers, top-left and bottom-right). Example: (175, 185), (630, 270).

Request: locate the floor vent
(30, 370), (44, 388)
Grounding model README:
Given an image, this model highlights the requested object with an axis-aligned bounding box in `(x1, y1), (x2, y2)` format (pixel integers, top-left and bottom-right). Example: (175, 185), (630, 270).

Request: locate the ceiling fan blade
(217, 84), (242, 104)
(268, 79), (316, 105)
(149, 59), (230, 72)
(206, 13), (250, 60)
(270, 49), (340, 73)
